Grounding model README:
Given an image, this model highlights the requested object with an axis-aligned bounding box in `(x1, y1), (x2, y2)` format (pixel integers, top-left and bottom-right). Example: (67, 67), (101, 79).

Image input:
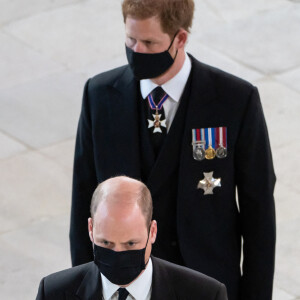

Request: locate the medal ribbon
(205, 128), (215, 149)
(216, 127), (227, 148)
(193, 127), (227, 150)
(201, 129), (205, 147)
(192, 129), (202, 144)
(148, 93), (169, 110)
(192, 129), (206, 151)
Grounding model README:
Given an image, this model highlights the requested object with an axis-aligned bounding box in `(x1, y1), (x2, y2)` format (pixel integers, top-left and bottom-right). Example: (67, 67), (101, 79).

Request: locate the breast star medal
(148, 109), (167, 133)
(197, 171), (221, 195)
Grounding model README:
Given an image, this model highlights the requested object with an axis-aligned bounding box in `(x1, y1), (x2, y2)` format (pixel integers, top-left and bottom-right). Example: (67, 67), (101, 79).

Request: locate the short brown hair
(122, 0), (194, 36)
(90, 176), (153, 226)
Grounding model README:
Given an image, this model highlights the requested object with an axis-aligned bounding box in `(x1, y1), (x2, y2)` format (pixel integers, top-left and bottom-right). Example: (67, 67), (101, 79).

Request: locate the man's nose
(133, 41), (147, 53)
(112, 245), (123, 252)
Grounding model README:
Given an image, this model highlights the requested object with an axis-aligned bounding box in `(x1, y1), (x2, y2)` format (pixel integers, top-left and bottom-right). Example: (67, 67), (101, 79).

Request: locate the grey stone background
(0, 0), (299, 299)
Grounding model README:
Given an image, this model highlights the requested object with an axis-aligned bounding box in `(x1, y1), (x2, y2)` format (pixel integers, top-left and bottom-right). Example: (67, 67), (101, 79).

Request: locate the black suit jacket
(36, 256), (228, 300)
(70, 55), (276, 299)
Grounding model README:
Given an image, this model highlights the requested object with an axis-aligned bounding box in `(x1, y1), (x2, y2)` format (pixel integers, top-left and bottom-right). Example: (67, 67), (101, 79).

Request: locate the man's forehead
(125, 16), (164, 34)
(94, 200), (143, 221)
(92, 211), (149, 239)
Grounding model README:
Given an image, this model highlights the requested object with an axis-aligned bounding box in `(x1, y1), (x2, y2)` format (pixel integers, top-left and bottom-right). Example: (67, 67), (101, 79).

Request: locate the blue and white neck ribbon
(148, 93), (169, 110)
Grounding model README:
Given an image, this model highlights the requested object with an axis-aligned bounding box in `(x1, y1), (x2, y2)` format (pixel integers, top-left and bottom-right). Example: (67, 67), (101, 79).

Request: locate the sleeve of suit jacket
(70, 79), (98, 266)
(36, 278), (45, 300)
(236, 86), (276, 299)
(215, 283), (228, 300)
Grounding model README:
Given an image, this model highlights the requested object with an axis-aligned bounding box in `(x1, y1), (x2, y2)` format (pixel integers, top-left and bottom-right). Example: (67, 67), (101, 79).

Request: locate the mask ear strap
(90, 220), (96, 251)
(143, 222), (152, 267)
(167, 30), (180, 51)
(144, 221), (153, 249)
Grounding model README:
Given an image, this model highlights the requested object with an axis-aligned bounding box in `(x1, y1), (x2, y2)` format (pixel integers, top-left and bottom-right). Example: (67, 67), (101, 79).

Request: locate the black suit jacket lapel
(145, 74), (191, 195)
(151, 256), (177, 300)
(178, 55), (219, 176)
(183, 55), (218, 126)
(104, 67), (142, 179)
(146, 55), (217, 195)
(74, 263), (102, 300)
(176, 56), (220, 232)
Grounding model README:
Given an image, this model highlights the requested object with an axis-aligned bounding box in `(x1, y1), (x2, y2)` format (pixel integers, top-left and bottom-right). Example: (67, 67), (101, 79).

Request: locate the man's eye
(127, 241), (136, 246)
(101, 241), (110, 246)
(127, 37), (136, 46)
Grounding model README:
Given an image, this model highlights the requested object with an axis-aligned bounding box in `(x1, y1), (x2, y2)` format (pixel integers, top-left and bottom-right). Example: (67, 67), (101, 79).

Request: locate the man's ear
(150, 220), (157, 244)
(175, 29), (188, 49)
(88, 217), (94, 242)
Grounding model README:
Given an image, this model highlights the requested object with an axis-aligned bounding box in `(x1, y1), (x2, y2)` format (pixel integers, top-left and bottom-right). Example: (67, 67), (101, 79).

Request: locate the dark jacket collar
(66, 257), (179, 300)
(151, 256), (177, 300)
(74, 263), (102, 300)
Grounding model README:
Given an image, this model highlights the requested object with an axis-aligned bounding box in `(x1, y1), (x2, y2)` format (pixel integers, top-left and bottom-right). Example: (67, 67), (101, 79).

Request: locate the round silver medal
(216, 146), (227, 159)
(193, 146), (206, 161)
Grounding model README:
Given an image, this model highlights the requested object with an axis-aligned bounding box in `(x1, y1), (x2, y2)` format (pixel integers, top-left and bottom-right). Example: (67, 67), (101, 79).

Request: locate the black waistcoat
(138, 73), (193, 265)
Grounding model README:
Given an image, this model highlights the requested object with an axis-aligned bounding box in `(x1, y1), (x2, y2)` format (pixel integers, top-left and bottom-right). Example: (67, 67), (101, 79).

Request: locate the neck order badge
(147, 87), (168, 133)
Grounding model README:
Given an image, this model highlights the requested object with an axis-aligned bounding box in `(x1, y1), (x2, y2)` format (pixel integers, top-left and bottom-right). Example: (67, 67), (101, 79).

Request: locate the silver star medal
(197, 172), (221, 195)
(148, 112), (167, 133)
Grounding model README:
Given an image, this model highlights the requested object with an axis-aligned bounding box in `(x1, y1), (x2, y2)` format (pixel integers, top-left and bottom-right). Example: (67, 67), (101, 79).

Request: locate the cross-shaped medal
(148, 107), (167, 133)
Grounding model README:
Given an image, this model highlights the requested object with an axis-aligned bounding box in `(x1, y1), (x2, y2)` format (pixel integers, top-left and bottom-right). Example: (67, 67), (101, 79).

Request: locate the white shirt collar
(101, 258), (153, 300)
(140, 52), (192, 102)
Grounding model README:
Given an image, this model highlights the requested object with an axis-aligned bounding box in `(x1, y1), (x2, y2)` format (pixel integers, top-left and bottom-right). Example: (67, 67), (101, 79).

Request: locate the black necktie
(146, 86), (168, 157)
(118, 288), (129, 300)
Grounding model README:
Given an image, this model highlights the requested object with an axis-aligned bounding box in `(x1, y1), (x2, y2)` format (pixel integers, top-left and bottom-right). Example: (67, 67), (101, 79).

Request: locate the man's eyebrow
(121, 239), (140, 244)
(98, 238), (113, 243)
(141, 37), (158, 43)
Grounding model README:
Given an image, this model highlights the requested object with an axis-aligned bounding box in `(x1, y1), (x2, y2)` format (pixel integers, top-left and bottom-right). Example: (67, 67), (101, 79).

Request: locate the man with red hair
(70, 1), (276, 299)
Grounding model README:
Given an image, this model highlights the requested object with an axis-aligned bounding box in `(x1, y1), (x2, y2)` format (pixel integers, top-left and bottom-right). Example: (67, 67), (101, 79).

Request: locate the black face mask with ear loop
(125, 31), (179, 80)
(93, 227), (151, 285)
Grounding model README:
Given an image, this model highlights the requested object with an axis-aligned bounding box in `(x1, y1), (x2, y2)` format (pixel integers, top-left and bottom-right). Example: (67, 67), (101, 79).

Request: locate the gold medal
(205, 145), (216, 160)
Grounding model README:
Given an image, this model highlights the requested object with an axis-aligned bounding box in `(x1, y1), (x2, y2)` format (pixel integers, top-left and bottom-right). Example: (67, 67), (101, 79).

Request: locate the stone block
(0, 71), (85, 148)
(39, 139), (75, 171)
(186, 42), (263, 82)
(0, 214), (71, 300)
(0, 0), (82, 25)
(196, 5), (300, 75)
(254, 79), (300, 149)
(4, 1), (125, 70)
(276, 67), (300, 94)
(273, 287), (295, 300)
(0, 151), (71, 234)
(0, 132), (27, 160)
(203, 0), (287, 21)
(0, 33), (64, 90)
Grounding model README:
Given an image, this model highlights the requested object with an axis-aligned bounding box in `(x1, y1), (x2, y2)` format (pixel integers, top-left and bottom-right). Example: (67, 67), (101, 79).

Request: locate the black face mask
(126, 32), (178, 80)
(93, 232), (150, 285)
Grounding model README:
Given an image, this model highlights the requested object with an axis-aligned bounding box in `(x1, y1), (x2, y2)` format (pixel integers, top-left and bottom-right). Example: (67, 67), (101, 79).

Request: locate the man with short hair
(70, 0), (276, 299)
(37, 176), (228, 300)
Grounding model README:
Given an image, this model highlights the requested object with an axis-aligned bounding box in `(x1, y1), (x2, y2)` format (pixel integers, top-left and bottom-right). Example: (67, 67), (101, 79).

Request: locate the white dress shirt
(101, 258), (153, 300)
(140, 52), (192, 132)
